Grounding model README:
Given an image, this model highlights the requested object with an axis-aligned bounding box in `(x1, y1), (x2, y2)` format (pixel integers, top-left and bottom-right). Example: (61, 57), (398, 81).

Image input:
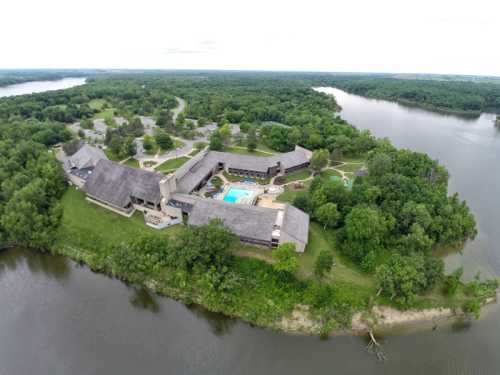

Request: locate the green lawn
(319, 169), (343, 179)
(155, 156), (190, 172)
(88, 99), (107, 110)
(336, 163), (364, 173)
(225, 146), (272, 157)
(56, 188), (183, 250)
(282, 169), (312, 184)
(123, 158), (140, 168)
(104, 149), (122, 161)
(299, 223), (374, 289)
(276, 181), (311, 203)
(92, 108), (116, 121)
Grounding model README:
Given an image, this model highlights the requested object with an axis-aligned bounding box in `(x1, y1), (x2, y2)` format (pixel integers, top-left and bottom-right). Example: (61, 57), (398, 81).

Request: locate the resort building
(80, 145), (312, 251)
(58, 144), (108, 187)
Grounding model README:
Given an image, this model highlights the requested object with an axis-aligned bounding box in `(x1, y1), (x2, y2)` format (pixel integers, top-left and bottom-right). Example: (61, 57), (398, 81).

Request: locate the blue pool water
(223, 187), (252, 203)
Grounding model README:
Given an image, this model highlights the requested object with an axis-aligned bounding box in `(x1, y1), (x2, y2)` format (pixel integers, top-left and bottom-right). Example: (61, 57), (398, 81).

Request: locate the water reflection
(128, 286), (160, 313)
(0, 248), (70, 282)
(187, 304), (236, 336)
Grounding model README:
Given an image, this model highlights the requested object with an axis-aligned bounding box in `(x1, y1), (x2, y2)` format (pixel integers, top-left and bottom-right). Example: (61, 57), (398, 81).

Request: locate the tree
(332, 135), (351, 160)
(376, 254), (428, 306)
(343, 206), (392, 263)
(367, 153), (392, 177)
(219, 123), (232, 146)
(310, 149), (329, 173)
(168, 219), (236, 272)
(80, 118), (93, 129)
(292, 193), (312, 214)
(247, 127), (257, 152)
(315, 203), (340, 229)
(155, 131), (173, 150)
(143, 135), (155, 152)
(273, 243), (298, 275)
(314, 250), (334, 278)
(209, 131), (224, 151)
(443, 267), (463, 296)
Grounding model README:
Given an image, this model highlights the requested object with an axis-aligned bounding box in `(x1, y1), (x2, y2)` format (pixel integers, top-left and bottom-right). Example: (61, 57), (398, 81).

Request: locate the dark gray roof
(175, 146), (312, 193)
(65, 144), (107, 171)
(84, 159), (164, 209)
(281, 205), (310, 249)
(182, 193), (309, 250)
(187, 198), (279, 242)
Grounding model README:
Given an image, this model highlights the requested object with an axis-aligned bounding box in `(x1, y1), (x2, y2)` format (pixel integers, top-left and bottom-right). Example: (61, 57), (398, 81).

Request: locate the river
(0, 77), (86, 98)
(1, 86), (500, 374)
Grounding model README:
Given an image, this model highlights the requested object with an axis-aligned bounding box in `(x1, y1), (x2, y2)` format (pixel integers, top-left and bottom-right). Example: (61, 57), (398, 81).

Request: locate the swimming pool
(223, 187), (253, 203)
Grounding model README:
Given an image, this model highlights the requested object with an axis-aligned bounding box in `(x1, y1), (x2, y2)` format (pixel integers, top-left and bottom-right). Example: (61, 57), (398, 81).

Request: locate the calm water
(1, 87), (500, 374)
(0, 77), (86, 97)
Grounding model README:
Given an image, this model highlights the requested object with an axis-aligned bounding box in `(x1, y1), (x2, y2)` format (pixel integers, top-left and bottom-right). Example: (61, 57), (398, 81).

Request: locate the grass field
(300, 224), (374, 288)
(56, 188), (183, 250)
(320, 169), (343, 179)
(155, 156), (190, 172)
(104, 149), (122, 161)
(92, 108), (116, 121)
(88, 99), (106, 110)
(282, 169), (312, 184)
(123, 158), (140, 168)
(276, 181), (311, 203)
(336, 163), (364, 173)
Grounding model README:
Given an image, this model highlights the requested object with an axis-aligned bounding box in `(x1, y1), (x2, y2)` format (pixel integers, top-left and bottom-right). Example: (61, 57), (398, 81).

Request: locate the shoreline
(1, 245), (497, 336)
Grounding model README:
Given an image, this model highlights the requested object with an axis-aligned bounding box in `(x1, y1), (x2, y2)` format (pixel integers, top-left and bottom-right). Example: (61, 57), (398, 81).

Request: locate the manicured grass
(336, 154), (367, 163)
(282, 169), (312, 184)
(188, 148), (202, 156)
(56, 187), (183, 250)
(319, 169), (342, 179)
(276, 181), (311, 203)
(123, 158), (140, 168)
(104, 149), (122, 161)
(336, 163), (365, 173)
(88, 99), (106, 110)
(225, 146), (272, 157)
(92, 108), (116, 121)
(155, 156), (190, 172)
(299, 224), (375, 289)
(172, 139), (184, 149)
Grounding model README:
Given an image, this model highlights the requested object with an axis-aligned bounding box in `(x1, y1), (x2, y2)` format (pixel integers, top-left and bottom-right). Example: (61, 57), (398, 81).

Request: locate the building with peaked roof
(84, 159), (164, 215)
(174, 145), (312, 194)
(58, 144), (108, 187)
(80, 145), (312, 252)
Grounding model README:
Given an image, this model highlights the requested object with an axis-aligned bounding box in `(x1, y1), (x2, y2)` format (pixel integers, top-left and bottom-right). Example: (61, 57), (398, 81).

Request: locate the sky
(2, 0), (499, 76)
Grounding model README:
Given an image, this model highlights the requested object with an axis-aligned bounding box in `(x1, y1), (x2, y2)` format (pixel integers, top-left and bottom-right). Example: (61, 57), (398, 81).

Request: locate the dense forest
(324, 75), (500, 115)
(0, 72), (495, 332)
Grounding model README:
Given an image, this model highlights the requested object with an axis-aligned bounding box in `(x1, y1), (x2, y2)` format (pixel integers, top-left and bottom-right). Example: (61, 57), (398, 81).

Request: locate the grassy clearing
(123, 158), (140, 168)
(283, 169), (312, 184)
(276, 181), (311, 203)
(56, 187), (183, 249)
(155, 156), (190, 172)
(88, 99), (106, 110)
(104, 148), (122, 161)
(336, 163), (364, 173)
(320, 169), (343, 179)
(300, 224), (375, 288)
(188, 148), (202, 156)
(336, 154), (367, 163)
(225, 146), (272, 157)
(92, 108), (116, 121)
